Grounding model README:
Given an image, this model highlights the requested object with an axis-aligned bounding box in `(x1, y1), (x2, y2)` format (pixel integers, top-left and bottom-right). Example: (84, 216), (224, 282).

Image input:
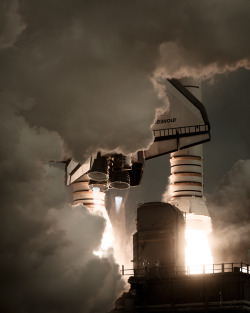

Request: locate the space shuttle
(145, 78), (210, 159)
(65, 77), (210, 217)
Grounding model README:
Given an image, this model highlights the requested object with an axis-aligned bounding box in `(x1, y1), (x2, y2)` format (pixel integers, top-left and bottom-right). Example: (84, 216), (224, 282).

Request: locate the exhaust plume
(208, 159), (250, 263)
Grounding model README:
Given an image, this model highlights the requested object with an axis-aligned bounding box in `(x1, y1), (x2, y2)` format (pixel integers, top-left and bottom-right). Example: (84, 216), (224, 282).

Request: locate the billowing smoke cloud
(0, 0), (25, 49)
(0, 95), (125, 312)
(208, 159), (250, 263)
(1, 0), (250, 161)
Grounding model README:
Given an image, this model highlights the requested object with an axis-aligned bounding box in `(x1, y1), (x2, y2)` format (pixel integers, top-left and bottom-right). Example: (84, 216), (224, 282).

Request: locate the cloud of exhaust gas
(1, 1), (250, 162)
(0, 0), (26, 49)
(208, 159), (250, 263)
(0, 97), (125, 312)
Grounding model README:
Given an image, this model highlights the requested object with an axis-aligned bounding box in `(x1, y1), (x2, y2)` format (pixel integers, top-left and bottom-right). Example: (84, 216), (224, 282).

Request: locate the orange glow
(185, 215), (213, 274)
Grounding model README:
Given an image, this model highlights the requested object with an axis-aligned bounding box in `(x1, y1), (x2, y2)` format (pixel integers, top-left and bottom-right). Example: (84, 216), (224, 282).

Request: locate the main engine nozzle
(109, 170), (130, 189)
(88, 152), (109, 181)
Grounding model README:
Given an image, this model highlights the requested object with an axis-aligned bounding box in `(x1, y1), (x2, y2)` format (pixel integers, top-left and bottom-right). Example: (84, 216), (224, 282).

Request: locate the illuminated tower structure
(111, 202), (250, 313)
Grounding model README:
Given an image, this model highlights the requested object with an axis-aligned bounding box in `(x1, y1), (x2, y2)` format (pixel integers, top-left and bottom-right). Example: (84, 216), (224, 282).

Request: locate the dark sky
(0, 1), (250, 312)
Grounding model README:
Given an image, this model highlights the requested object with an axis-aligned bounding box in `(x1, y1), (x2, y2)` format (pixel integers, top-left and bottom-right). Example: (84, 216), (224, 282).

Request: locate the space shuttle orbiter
(64, 78), (211, 206)
(145, 78), (210, 160)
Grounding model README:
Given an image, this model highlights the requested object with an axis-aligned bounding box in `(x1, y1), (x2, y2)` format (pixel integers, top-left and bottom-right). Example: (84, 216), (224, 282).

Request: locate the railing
(121, 262), (250, 278)
(153, 124), (209, 139)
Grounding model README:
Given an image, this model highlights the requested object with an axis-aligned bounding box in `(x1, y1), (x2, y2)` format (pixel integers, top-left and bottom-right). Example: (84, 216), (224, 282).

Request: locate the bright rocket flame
(185, 229), (213, 274)
(185, 214), (213, 274)
(115, 196), (123, 213)
(92, 187), (114, 258)
(92, 187), (100, 193)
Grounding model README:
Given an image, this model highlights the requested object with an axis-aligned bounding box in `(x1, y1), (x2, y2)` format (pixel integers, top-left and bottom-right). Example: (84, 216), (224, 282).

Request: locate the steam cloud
(0, 0), (25, 49)
(0, 99), (125, 312)
(1, 1), (250, 312)
(208, 160), (250, 263)
(1, 0), (250, 161)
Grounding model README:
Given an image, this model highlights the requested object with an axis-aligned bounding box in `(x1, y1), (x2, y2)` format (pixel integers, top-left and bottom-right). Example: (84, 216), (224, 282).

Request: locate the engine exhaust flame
(92, 187), (114, 258)
(115, 196), (123, 213)
(185, 214), (213, 274)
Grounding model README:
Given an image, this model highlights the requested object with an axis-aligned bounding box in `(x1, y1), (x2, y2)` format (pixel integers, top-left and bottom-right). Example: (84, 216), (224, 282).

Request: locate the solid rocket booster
(169, 145), (209, 217)
(72, 174), (106, 209)
(144, 76), (211, 219)
(168, 78), (210, 217)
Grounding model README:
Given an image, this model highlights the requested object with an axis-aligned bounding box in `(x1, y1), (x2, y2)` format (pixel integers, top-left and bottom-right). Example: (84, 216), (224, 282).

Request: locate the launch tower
(110, 202), (250, 313)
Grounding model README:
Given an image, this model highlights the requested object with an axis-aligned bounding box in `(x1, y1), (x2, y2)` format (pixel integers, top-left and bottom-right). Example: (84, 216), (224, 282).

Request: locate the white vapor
(208, 159), (250, 263)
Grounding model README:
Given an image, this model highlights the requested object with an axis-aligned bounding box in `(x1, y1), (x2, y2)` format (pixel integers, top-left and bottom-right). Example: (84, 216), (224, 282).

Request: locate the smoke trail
(208, 159), (250, 263)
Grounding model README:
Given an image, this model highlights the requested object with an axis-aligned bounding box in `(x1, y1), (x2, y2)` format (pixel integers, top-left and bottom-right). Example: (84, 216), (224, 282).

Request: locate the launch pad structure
(110, 202), (250, 313)
(113, 266), (250, 312)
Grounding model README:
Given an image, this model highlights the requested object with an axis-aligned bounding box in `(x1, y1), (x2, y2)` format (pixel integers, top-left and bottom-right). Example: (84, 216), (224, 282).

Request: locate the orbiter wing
(145, 79), (210, 160)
